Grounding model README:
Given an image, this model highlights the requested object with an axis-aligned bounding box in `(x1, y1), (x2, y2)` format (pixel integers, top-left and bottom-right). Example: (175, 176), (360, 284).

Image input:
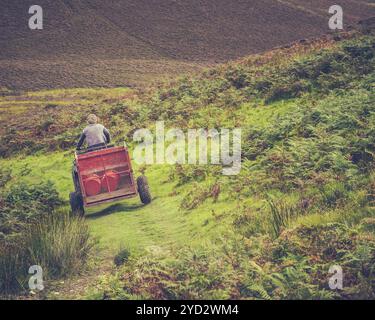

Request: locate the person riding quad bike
(76, 114), (111, 151)
(70, 113), (152, 216)
(72, 114), (111, 193)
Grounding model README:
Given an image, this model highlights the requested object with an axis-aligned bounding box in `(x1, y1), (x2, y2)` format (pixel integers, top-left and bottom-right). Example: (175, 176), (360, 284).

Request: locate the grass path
(0, 98), (291, 298)
(1, 153), (234, 256)
(0, 100), (292, 258)
(86, 164), (235, 255)
(1, 153), (236, 298)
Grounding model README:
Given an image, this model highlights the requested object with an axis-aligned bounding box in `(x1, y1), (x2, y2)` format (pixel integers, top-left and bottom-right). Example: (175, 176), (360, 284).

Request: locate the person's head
(87, 114), (98, 124)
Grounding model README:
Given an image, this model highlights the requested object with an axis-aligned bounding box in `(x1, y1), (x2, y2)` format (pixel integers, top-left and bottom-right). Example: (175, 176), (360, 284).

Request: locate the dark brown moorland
(0, 0), (374, 90)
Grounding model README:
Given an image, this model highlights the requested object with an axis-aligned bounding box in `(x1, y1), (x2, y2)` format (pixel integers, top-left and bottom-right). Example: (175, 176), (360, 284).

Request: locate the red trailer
(69, 145), (151, 216)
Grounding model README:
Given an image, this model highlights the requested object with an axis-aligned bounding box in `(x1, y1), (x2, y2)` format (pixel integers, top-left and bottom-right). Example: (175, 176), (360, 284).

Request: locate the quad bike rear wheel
(137, 175), (152, 204)
(70, 191), (85, 217)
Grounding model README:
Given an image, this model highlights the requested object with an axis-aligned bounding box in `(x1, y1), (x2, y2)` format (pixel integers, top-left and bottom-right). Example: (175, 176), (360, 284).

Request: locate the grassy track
(0, 153), (237, 256)
(0, 91), (289, 256)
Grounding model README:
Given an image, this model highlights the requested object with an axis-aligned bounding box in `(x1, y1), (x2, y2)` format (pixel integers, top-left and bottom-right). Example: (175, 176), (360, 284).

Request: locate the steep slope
(1, 0), (373, 89)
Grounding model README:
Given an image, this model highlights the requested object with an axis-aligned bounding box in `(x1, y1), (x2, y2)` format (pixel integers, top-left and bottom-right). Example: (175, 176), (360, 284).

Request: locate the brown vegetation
(1, 0), (373, 90)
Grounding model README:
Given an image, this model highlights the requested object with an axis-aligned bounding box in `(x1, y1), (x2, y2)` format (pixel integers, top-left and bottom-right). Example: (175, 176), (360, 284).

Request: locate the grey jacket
(76, 124), (111, 150)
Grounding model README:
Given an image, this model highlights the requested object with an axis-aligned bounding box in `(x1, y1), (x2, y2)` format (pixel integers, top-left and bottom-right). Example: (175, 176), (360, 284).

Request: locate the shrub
(170, 165), (209, 186)
(225, 68), (249, 89)
(318, 182), (348, 209)
(25, 210), (94, 278)
(264, 80), (310, 104)
(0, 181), (63, 240)
(267, 224), (375, 299)
(180, 181), (221, 210)
(180, 183), (210, 210)
(0, 181), (93, 295)
(114, 247), (131, 267)
(0, 210), (93, 294)
(91, 225), (375, 300)
(360, 218), (375, 233)
(267, 198), (301, 238)
(0, 244), (27, 294)
(232, 206), (269, 237)
(0, 168), (12, 188)
(100, 246), (240, 300)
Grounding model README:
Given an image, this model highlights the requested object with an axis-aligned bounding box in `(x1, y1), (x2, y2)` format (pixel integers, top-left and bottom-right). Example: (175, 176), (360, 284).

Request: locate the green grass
(0, 91), (291, 256)
(0, 95), (286, 256)
(0, 87), (133, 122)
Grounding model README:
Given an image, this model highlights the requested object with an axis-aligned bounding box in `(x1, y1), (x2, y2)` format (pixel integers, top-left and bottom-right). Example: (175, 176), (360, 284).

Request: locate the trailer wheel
(70, 191), (85, 217)
(137, 176), (152, 204)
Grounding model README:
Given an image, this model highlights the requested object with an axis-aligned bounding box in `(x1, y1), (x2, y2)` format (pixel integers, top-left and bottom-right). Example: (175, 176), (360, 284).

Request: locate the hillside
(1, 27), (375, 299)
(1, 0), (374, 90)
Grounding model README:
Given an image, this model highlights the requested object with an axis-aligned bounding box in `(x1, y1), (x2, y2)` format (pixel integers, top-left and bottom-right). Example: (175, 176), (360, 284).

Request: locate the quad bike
(70, 145), (151, 216)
